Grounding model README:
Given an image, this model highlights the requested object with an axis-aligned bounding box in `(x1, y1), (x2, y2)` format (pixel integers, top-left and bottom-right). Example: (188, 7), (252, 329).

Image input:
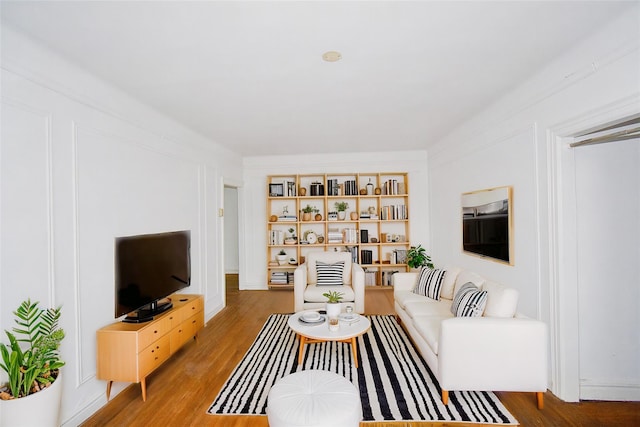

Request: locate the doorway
(224, 186), (240, 293)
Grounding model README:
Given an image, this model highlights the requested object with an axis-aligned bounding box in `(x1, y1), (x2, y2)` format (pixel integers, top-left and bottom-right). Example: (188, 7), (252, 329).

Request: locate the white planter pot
(337, 211), (346, 220)
(276, 255), (287, 265)
(0, 371), (63, 427)
(325, 302), (342, 319)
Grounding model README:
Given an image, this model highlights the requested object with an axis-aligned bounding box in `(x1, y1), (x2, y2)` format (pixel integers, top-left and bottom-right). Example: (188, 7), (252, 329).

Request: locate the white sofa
(393, 268), (547, 409)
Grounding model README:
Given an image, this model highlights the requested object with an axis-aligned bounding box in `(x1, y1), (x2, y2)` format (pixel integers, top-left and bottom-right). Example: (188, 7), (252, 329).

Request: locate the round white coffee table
(288, 311), (371, 368)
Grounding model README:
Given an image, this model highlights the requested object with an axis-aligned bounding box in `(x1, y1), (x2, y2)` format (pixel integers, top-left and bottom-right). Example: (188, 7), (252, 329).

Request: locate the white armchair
(294, 251), (365, 314)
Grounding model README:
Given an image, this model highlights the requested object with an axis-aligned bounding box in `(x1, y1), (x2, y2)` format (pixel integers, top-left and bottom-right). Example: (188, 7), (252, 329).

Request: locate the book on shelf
(270, 271), (293, 284)
(286, 181), (296, 197)
(382, 179), (405, 195)
(278, 215), (298, 221)
(381, 270), (399, 286)
(395, 249), (407, 264)
(342, 228), (358, 243)
(269, 230), (284, 245)
(364, 269), (377, 286)
(380, 204), (407, 220)
(346, 246), (358, 263)
(328, 227), (342, 243)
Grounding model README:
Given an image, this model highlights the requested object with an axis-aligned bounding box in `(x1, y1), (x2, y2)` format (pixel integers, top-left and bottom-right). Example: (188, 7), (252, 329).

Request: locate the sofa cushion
(451, 282), (487, 317)
(439, 267), (461, 300)
(394, 290), (429, 309)
(483, 280), (519, 318)
(413, 267), (446, 300)
(304, 284), (355, 303)
(316, 261), (345, 286)
(412, 315), (449, 355)
(405, 300), (454, 318)
(453, 270), (485, 296)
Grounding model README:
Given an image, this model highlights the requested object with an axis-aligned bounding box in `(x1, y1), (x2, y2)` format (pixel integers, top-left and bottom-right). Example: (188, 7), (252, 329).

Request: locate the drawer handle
(154, 330), (158, 334)
(179, 329), (182, 333)
(192, 320), (196, 324)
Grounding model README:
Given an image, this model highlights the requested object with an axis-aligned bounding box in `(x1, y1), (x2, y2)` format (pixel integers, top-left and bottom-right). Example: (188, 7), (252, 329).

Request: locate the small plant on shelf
(334, 201), (349, 212)
(406, 244), (434, 269)
(322, 291), (344, 303)
(302, 205), (314, 213)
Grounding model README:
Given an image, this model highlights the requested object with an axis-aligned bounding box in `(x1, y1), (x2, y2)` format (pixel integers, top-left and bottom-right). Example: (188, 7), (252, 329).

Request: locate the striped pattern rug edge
(207, 314), (518, 425)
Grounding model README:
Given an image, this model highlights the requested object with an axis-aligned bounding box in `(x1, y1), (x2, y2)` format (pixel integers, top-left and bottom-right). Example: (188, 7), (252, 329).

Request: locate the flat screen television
(462, 186), (513, 264)
(115, 230), (191, 322)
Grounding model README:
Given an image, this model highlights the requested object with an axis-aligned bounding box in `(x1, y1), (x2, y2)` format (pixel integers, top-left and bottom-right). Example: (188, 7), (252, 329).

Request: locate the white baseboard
(580, 381), (640, 401)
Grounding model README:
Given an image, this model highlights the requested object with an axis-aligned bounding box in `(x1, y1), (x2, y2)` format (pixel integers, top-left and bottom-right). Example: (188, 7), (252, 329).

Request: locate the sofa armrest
(351, 262), (365, 313)
(438, 317), (547, 392)
(293, 263), (308, 312)
(392, 272), (418, 292)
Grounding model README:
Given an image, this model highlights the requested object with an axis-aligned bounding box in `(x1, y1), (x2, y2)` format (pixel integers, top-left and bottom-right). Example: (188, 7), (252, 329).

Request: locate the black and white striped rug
(208, 314), (518, 424)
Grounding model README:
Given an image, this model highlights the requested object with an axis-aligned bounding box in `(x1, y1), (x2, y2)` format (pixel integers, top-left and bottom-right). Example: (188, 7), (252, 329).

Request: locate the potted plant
(322, 290), (344, 320)
(406, 244), (434, 270)
(334, 201), (349, 220)
(0, 299), (65, 427)
(285, 228), (297, 244)
(276, 249), (288, 265)
(301, 205), (314, 221)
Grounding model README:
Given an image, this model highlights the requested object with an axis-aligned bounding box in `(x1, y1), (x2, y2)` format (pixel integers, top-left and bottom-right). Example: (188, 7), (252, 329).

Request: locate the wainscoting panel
(0, 100), (54, 316)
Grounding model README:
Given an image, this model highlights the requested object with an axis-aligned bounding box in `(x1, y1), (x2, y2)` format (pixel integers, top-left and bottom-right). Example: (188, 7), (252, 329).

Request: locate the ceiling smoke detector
(322, 51), (342, 62)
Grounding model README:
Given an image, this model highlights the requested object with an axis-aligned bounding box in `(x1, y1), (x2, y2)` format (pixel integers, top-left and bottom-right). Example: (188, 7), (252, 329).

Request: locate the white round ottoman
(267, 370), (362, 427)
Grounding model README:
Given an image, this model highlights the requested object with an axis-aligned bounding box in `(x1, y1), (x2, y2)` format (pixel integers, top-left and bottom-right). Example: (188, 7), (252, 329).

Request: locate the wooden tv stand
(96, 294), (204, 401)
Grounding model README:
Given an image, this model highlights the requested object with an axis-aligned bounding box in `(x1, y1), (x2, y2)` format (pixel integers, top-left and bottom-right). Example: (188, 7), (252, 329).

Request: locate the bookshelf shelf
(266, 172), (411, 289)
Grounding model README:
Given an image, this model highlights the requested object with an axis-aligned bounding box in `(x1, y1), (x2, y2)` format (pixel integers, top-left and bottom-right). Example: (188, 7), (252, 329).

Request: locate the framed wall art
(461, 186), (513, 265)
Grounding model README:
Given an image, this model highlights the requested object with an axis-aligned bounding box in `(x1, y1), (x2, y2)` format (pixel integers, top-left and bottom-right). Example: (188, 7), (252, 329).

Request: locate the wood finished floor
(82, 275), (640, 426)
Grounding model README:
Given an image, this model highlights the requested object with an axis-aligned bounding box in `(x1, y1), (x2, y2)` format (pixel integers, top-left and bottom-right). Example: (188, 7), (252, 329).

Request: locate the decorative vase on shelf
(302, 212), (311, 221)
(315, 213), (322, 221)
(367, 179), (374, 195)
(350, 212), (358, 221)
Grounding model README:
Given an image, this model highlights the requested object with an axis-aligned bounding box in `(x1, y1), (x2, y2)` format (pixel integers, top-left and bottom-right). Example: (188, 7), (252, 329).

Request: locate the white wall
(428, 9), (640, 401)
(0, 28), (242, 425)
(241, 151), (429, 290)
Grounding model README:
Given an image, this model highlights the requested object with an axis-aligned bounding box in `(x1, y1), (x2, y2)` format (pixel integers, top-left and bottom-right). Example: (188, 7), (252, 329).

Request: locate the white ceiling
(1, 1), (635, 156)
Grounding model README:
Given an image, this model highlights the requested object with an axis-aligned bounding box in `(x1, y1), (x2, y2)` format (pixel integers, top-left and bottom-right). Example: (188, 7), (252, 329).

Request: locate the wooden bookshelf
(267, 173), (411, 289)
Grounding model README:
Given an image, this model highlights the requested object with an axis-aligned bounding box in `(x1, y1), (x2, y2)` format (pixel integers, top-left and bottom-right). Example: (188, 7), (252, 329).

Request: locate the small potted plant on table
(323, 291), (344, 331)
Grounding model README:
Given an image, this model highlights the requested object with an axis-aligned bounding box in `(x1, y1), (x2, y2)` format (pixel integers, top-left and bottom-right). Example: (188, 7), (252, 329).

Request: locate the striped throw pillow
(413, 267), (446, 300)
(450, 282), (488, 317)
(316, 261), (345, 286)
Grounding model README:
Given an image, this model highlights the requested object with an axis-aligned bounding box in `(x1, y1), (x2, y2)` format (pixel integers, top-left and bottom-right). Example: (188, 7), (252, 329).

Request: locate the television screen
(115, 230), (191, 319)
(462, 186), (512, 264)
